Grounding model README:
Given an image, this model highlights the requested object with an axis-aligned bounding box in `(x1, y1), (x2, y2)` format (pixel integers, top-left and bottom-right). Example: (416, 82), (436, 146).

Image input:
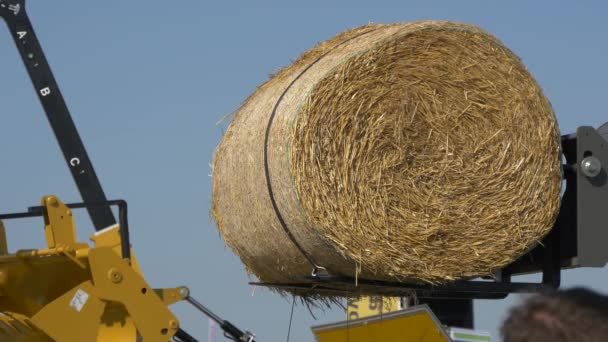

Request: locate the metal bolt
(581, 156), (602, 178)
(46, 197), (58, 206)
(179, 287), (190, 299)
(169, 320), (179, 330)
(66, 210), (72, 216)
(108, 268), (123, 283)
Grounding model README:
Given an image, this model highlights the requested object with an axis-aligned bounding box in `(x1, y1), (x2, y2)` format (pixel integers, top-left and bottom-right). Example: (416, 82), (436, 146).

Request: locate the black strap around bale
(263, 28), (378, 276)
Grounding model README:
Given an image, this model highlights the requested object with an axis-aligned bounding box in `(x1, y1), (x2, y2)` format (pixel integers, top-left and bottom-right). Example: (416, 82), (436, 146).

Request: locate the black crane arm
(0, 0), (115, 231)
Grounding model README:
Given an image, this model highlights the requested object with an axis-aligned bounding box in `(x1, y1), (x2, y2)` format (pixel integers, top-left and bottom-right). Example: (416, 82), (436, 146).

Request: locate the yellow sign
(312, 305), (450, 342)
(347, 296), (400, 320)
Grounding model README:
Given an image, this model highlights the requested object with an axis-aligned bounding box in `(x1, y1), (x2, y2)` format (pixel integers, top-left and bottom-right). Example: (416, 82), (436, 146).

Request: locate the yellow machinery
(314, 296), (492, 342)
(312, 305), (450, 342)
(0, 1), (255, 341)
(0, 196), (254, 342)
(346, 296), (400, 321)
(0, 195), (187, 341)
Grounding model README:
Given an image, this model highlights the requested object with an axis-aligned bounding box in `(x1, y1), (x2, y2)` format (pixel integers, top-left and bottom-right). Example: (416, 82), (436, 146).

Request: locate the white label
(40, 87), (51, 97)
(8, 3), (20, 15)
(93, 223), (119, 236)
(69, 289), (89, 312)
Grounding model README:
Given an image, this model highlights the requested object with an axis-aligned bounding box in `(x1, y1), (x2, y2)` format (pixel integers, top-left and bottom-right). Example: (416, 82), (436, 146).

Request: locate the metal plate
(576, 126), (608, 267)
(311, 305), (450, 342)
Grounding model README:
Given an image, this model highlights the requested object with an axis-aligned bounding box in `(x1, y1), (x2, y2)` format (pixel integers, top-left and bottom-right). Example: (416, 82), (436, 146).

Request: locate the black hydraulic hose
(174, 329), (198, 342)
(186, 296), (255, 342)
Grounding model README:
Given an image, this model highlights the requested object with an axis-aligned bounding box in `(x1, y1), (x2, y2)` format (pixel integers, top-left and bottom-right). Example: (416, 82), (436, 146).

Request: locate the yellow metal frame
(0, 196), (187, 341)
(313, 304), (451, 342)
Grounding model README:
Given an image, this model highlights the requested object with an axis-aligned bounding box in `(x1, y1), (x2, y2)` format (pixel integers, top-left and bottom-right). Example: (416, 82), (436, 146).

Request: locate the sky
(0, 1), (607, 341)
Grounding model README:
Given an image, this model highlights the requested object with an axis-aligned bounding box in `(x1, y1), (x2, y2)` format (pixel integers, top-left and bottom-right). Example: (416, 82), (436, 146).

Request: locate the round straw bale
(212, 21), (562, 288)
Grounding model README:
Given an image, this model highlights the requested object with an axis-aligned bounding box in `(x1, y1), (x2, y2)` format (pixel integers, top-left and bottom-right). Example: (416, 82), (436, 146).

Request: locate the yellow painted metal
(0, 221), (8, 255)
(0, 196), (186, 341)
(154, 287), (188, 306)
(89, 247), (180, 341)
(313, 305), (450, 342)
(0, 253), (91, 317)
(42, 196), (87, 250)
(97, 287), (187, 342)
(88, 224), (139, 342)
(97, 304), (138, 342)
(0, 312), (52, 341)
(89, 225), (143, 276)
(31, 281), (105, 341)
(97, 306), (138, 341)
(89, 225), (120, 248)
(346, 296), (400, 320)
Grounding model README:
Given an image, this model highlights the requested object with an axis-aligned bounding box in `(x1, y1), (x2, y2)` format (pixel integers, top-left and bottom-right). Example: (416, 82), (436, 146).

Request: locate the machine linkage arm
(0, 0), (115, 231)
(176, 288), (255, 342)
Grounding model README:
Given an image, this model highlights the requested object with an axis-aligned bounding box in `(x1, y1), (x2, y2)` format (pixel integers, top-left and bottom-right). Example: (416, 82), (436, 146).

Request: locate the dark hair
(501, 287), (608, 342)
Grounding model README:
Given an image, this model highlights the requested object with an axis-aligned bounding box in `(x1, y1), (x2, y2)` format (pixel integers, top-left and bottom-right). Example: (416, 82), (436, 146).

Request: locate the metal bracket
(89, 247), (180, 341)
(31, 281), (105, 342)
(0, 0), (116, 231)
(252, 124), (608, 300)
(574, 126), (608, 267)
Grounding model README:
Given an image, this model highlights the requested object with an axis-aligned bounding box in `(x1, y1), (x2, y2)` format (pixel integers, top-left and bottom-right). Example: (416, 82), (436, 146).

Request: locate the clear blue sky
(1, 1), (607, 341)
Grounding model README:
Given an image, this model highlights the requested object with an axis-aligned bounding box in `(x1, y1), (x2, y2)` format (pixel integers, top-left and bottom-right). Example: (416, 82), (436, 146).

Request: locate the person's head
(501, 287), (608, 342)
